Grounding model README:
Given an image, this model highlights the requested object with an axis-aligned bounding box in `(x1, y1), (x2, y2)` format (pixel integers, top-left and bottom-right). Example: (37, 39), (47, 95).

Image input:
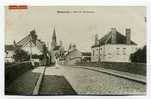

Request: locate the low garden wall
(76, 62), (146, 76)
(5, 61), (33, 87)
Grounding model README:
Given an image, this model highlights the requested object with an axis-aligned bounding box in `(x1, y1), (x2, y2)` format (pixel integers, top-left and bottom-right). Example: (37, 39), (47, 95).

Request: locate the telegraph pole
(30, 40), (33, 63)
(29, 31), (33, 64)
(98, 46), (101, 63)
(95, 34), (101, 63)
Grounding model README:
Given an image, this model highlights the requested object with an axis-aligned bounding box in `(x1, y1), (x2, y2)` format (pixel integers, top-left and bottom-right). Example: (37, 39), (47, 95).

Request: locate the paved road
(39, 64), (146, 95)
(6, 64), (146, 95)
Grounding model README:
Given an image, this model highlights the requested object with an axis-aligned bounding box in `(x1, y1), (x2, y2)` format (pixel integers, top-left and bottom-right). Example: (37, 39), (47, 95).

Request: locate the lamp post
(98, 46), (101, 63)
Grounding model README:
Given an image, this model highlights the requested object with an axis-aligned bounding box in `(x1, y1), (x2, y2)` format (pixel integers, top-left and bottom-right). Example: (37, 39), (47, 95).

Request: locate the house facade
(81, 52), (91, 62)
(5, 45), (15, 63)
(91, 28), (137, 62)
(65, 44), (82, 65)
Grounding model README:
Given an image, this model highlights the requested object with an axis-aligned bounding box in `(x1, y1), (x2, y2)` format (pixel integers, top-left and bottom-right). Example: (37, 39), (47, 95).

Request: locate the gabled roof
(65, 49), (80, 56)
(53, 45), (60, 50)
(92, 31), (137, 48)
(5, 45), (14, 51)
(81, 52), (91, 56)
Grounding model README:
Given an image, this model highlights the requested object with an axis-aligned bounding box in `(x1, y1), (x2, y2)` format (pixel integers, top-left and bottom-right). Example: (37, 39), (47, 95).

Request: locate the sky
(5, 6), (146, 52)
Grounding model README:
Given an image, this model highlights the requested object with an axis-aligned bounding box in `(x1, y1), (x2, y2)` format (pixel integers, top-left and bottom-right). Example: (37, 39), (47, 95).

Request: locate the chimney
(111, 28), (117, 44)
(95, 34), (99, 45)
(72, 44), (76, 50)
(126, 28), (131, 45)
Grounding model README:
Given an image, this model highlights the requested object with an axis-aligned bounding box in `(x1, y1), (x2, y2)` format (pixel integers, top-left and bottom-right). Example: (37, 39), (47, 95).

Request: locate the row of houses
(63, 44), (91, 65)
(5, 27), (138, 65)
(63, 28), (138, 64)
(48, 28), (91, 65)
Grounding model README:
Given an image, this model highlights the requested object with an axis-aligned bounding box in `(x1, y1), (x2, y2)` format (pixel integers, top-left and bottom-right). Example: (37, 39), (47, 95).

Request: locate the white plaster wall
(69, 49), (82, 59)
(5, 51), (15, 63)
(65, 49), (82, 64)
(101, 44), (137, 62)
(23, 46), (42, 55)
(91, 47), (99, 62)
(66, 58), (81, 65)
(91, 44), (137, 62)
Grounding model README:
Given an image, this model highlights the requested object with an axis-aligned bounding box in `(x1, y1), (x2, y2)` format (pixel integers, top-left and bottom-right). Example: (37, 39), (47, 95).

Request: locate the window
(93, 50), (95, 56)
(108, 56), (112, 59)
(108, 53), (112, 59)
(108, 53), (111, 55)
(116, 48), (120, 55)
(123, 48), (126, 55)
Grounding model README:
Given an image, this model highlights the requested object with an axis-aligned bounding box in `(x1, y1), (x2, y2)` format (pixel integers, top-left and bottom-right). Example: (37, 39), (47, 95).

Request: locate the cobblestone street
(42, 64), (146, 95)
(6, 64), (146, 95)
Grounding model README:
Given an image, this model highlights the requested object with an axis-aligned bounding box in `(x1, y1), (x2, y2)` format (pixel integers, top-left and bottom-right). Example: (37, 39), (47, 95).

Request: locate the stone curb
(32, 67), (46, 95)
(72, 66), (146, 84)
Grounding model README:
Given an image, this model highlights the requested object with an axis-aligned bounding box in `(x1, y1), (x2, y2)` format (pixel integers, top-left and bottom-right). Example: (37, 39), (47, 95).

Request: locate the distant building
(91, 28), (137, 62)
(14, 30), (48, 65)
(81, 52), (91, 62)
(65, 44), (82, 65)
(50, 28), (65, 63)
(51, 28), (57, 49)
(5, 45), (15, 63)
(53, 41), (65, 58)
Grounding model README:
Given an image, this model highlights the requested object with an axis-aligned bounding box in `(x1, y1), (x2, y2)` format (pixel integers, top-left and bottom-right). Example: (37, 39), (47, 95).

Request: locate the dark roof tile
(81, 52), (91, 56)
(92, 31), (137, 48)
(53, 46), (60, 50)
(5, 45), (14, 51)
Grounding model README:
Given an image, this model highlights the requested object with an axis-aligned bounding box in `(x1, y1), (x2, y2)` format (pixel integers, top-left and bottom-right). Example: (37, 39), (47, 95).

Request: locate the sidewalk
(72, 66), (146, 84)
(6, 66), (45, 95)
(39, 66), (77, 95)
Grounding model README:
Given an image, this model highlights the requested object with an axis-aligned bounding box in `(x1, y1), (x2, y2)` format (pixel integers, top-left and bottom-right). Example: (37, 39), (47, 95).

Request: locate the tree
(13, 48), (30, 62)
(130, 45), (146, 63)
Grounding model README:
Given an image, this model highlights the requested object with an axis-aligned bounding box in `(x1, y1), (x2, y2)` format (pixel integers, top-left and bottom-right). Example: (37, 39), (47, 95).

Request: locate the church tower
(51, 28), (57, 49)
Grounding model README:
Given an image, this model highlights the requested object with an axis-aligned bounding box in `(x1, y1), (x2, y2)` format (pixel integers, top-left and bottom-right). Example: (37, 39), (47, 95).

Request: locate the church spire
(52, 28), (56, 42)
(51, 27), (57, 49)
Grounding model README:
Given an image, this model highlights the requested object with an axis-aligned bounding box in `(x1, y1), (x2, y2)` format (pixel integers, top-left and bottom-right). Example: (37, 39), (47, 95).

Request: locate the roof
(5, 45), (14, 51)
(53, 45), (60, 50)
(65, 49), (80, 56)
(92, 31), (137, 48)
(81, 52), (91, 56)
